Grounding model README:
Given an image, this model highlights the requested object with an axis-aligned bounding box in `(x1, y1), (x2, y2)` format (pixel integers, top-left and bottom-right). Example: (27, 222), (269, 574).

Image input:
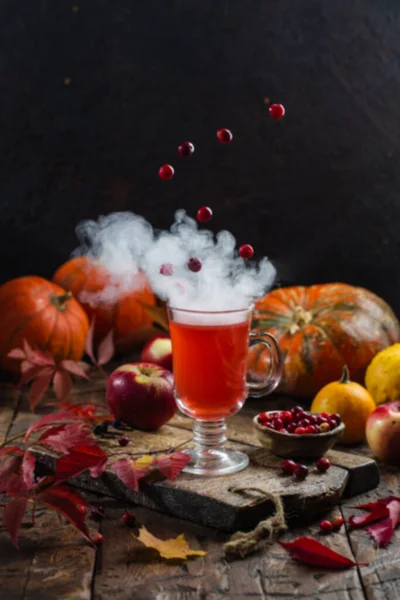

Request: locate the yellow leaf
(138, 302), (169, 332)
(132, 526), (206, 561)
(134, 455), (154, 470)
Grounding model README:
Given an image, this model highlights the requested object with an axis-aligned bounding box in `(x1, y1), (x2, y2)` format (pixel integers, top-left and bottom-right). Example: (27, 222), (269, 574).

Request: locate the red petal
(25, 410), (78, 443)
(38, 485), (92, 544)
(60, 360), (90, 379)
(53, 370), (73, 402)
(97, 329), (115, 366)
(3, 498), (28, 548)
(367, 499), (400, 547)
(85, 317), (96, 364)
(55, 444), (108, 481)
(111, 458), (139, 492)
(279, 537), (368, 569)
(29, 367), (54, 410)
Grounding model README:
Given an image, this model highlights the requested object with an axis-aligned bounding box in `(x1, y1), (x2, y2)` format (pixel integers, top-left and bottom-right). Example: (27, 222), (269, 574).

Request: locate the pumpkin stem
(339, 365), (350, 384)
(49, 291), (73, 311)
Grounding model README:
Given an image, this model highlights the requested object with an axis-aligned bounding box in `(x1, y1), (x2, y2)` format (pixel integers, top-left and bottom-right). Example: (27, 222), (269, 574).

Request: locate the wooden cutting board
(33, 403), (380, 533)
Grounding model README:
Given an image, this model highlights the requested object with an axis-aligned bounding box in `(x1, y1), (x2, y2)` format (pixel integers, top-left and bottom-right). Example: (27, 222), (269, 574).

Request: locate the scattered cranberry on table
(320, 520), (334, 533)
(93, 532), (104, 546)
(293, 464), (309, 480)
(268, 103), (285, 120)
(178, 141), (195, 157)
(316, 457), (331, 473)
(158, 164), (175, 180)
(331, 515), (344, 531)
(216, 128), (233, 144)
(122, 511), (137, 527)
(118, 436), (129, 447)
(281, 459), (297, 474)
(197, 206), (213, 223)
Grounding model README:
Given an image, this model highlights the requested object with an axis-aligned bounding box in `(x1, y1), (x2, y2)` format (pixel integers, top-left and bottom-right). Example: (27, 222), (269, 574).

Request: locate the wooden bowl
(253, 412), (345, 459)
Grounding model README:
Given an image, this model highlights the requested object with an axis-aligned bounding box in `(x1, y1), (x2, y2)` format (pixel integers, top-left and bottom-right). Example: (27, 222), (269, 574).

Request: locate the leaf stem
(0, 430), (26, 449)
(109, 438), (192, 458)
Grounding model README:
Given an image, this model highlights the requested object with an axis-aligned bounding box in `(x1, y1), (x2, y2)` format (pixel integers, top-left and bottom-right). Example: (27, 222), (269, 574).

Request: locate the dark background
(2, 1), (400, 310)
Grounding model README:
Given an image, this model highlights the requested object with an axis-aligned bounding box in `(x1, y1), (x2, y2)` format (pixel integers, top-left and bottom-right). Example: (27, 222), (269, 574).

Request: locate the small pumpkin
(53, 256), (156, 352)
(311, 365), (376, 444)
(249, 283), (400, 398)
(0, 276), (89, 373)
(365, 343), (400, 406)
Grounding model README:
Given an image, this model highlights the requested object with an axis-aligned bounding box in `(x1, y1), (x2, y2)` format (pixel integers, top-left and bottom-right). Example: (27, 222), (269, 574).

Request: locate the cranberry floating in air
(239, 244), (254, 259)
(178, 141), (195, 157)
(269, 103), (285, 120)
(188, 257), (202, 272)
(197, 206), (213, 223)
(160, 263), (174, 276)
(217, 128), (233, 144)
(158, 164), (175, 180)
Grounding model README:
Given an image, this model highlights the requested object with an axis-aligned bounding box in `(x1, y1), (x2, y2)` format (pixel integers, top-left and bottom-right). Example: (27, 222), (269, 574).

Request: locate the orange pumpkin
(249, 283), (400, 398)
(53, 256), (156, 352)
(0, 276), (89, 373)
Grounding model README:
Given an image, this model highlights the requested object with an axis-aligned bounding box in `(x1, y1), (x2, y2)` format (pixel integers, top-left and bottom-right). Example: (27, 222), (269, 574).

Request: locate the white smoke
(74, 209), (276, 311)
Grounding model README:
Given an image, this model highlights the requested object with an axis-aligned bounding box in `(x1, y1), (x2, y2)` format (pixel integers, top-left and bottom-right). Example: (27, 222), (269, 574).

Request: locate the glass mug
(167, 305), (283, 476)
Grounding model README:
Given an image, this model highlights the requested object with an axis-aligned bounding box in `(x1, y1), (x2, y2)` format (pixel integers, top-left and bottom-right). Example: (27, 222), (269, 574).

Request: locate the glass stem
(192, 419), (227, 452)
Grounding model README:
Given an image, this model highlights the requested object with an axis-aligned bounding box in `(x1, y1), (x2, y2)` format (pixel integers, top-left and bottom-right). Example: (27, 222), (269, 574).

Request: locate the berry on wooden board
(93, 533), (104, 546)
(281, 459), (297, 474)
(316, 457), (331, 473)
(178, 141), (195, 157)
(294, 464), (309, 480)
(331, 516), (344, 531)
(118, 436), (129, 447)
(197, 206), (213, 223)
(122, 512), (137, 527)
(320, 520), (334, 533)
(216, 128), (233, 144)
(158, 164), (175, 180)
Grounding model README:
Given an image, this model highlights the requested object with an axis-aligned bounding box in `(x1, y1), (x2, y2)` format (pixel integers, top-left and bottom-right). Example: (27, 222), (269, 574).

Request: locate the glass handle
(247, 331), (283, 398)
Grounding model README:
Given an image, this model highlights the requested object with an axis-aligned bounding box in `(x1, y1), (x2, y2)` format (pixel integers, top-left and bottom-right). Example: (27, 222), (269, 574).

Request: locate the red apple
(140, 336), (173, 372)
(106, 362), (176, 431)
(366, 402), (400, 463)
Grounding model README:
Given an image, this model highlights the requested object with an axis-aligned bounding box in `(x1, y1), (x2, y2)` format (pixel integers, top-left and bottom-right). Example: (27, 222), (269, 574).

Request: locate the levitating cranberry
(158, 164), (175, 180)
(331, 515), (344, 531)
(320, 520), (334, 533)
(197, 206), (213, 223)
(93, 532), (104, 546)
(316, 457), (331, 473)
(239, 244), (254, 259)
(118, 436), (129, 447)
(294, 464), (309, 480)
(287, 423), (296, 434)
(178, 141), (195, 157)
(294, 426), (306, 435)
(122, 511), (137, 527)
(305, 425), (317, 434)
(217, 128), (233, 144)
(280, 410), (292, 425)
(160, 263), (174, 276)
(188, 257), (202, 272)
(269, 103), (285, 120)
(272, 418), (283, 431)
(319, 422), (330, 433)
(281, 459), (297, 474)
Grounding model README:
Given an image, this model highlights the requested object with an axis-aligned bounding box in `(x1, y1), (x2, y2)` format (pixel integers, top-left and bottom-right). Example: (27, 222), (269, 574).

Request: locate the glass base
(183, 447), (249, 476)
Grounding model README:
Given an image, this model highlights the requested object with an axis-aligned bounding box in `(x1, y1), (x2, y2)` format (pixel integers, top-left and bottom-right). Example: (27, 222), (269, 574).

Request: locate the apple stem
(339, 365), (350, 384)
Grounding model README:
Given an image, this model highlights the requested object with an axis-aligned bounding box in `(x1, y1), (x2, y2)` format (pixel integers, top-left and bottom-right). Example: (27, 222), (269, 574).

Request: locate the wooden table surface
(1, 380), (400, 600)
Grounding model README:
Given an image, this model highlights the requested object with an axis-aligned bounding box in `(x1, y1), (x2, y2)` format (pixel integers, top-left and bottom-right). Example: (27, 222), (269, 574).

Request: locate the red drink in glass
(169, 319), (250, 420)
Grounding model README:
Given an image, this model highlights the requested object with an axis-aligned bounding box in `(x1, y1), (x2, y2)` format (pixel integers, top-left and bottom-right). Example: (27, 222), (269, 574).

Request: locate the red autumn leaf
(53, 370), (73, 402)
(60, 360), (90, 379)
(0, 446), (24, 460)
(0, 455), (24, 493)
(21, 452), (36, 491)
(112, 458), (139, 491)
(25, 410), (78, 443)
(29, 367), (55, 410)
(367, 499), (400, 547)
(156, 451), (190, 480)
(29, 348), (55, 368)
(23, 339), (34, 361)
(97, 329), (115, 366)
(349, 503), (390, 528)
(279, 537), (368, 569)
(38, 485), (93, 544)
(55, 444), (108, 481)
(39, 423), (95, 454)
(85, 317), (96, 364)
(18, 362), (44, 387)
(7, 348), (26, 360)
(3, 497), (28, 549)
